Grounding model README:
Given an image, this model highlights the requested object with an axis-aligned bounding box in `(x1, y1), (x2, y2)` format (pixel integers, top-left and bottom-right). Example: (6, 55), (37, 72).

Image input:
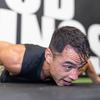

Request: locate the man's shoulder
(23, 44), (45, 49)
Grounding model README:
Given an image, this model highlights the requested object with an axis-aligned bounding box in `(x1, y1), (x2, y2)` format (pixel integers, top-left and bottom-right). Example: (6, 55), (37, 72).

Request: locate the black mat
(0, 83), (100, 100)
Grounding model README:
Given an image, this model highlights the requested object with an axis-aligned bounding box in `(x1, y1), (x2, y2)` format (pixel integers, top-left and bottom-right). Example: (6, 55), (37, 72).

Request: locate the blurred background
(0, 0), (100, 75)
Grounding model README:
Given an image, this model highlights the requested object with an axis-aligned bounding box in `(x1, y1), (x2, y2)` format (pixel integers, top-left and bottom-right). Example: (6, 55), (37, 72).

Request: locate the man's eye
(63, 65), (73, 72)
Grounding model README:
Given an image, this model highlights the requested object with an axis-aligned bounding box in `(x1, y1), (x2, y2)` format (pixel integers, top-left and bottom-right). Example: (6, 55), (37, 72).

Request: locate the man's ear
(45, 48), (53, 64)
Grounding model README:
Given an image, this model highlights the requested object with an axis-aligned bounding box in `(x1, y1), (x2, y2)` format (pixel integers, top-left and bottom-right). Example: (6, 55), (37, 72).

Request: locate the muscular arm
(0, 41), (25, 74)
(78, 59), (100, 83)
(0, 41), (12, 65)
(86, 60), (100, 83)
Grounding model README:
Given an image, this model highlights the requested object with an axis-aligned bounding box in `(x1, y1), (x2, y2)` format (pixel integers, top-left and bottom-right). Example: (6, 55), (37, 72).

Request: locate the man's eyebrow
(64, 61), (77, 67)
(64, 61), (87, 68)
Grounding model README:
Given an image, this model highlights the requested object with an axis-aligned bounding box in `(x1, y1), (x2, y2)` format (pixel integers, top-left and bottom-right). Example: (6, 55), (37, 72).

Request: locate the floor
(0, 83), (100, 100)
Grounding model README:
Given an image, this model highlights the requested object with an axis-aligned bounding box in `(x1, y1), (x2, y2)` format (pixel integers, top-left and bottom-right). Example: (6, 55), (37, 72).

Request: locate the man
(0, 26), (100, 86)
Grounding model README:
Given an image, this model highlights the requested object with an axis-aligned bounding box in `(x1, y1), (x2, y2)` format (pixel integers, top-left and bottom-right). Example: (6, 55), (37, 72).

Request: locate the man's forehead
(62, 46), (80, 58)
(62, 46), (87, 66)
(63, 45), (78, 54)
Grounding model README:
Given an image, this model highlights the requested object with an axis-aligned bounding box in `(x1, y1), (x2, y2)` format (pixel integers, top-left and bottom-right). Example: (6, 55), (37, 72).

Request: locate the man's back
(0, 43), (45, 83)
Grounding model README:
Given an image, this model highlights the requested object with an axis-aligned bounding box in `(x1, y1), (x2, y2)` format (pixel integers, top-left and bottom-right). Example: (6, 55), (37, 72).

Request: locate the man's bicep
(0, 44), (25, 74)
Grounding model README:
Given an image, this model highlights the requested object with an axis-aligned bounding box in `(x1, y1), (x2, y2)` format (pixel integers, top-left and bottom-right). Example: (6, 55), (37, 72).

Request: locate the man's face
(49, 46), (87, 86)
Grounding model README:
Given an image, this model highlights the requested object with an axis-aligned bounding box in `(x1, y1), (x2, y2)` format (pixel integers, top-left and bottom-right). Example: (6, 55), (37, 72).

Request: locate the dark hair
(49, 26), (91, 60)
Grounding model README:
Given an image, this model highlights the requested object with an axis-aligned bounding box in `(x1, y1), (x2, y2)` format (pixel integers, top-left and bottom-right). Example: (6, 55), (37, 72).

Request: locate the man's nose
(69, 69), (78, 80)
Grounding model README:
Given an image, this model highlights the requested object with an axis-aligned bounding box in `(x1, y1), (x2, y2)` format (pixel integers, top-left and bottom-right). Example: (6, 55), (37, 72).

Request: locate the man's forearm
(87, 59), (100, 83)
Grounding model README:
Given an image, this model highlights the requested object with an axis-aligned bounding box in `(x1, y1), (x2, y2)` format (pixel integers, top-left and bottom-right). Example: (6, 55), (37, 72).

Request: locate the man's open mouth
(63, 80), (72, 86)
